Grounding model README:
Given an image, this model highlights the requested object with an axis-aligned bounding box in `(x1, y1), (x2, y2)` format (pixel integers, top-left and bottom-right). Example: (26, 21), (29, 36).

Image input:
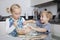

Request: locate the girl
(6, 4), (26, 37)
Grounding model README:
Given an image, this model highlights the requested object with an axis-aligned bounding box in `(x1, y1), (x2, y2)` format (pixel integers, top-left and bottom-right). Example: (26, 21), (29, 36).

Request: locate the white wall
(0, 22), (6, 35)
(31, 0), (53, 6)
(0, 0), (33, 16)
(38, 4), (57, 15)
(0, 0), (58, 17)
(52, 24), (60, 37)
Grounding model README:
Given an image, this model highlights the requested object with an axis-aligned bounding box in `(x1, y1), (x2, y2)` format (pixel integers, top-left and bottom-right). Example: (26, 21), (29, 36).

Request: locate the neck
(11, 16), (18, 21)
(41, 21), (48, 25)
(44, 21), (48, 25)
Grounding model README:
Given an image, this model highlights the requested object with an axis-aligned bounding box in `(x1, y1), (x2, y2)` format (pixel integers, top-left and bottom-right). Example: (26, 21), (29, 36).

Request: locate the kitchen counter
(0, 22), (60, 40)
(0, 33), (52, 40)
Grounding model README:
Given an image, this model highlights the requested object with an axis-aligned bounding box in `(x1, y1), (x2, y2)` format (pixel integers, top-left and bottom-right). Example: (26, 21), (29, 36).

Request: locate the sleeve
(6, 18), (15, 34)
(44, 24), (51, 33)
(36, 20), (41, 27)
(22, 17), (25, 22)
(36, 21), (39, 26)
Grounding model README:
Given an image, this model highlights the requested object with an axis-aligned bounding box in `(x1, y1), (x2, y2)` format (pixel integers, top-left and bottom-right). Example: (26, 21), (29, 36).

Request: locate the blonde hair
(40, 11), (52, 21)
(10, 4), (21, 13)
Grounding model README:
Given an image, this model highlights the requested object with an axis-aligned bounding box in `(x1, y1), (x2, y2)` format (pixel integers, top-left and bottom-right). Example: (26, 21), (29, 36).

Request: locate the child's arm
(30, 26), (47, 32)
(24, 26), (32, 33)
(26, 20), (36, 23)
(13, 20), (18, 27)
(6, 18), (16, 34)
(23, 20), (36, 25)
(22, 20), (36, 33)
(22, 20), (34, 34)
(16, 29), (26, 35)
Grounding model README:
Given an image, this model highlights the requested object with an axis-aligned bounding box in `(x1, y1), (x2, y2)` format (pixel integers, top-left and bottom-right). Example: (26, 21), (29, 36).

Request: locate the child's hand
(23, 21), (27, 25)
(13, 21), (18, 27)
(30, 26), (34, 30)
(24, 27), (32, 33)
(16, 29), (26, 35)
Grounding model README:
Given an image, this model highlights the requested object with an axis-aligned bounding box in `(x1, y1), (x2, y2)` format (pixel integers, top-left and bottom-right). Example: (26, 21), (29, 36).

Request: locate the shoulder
(6, 18), (10, 21)
(6, 18), (10, 25)
(47, 23), (51, 26)
(21, 17), (25, 20)
(45, 23), (51, 28)
(20, 17), (25, 22)
(36, 20), (41, 24)
(36, 20), (41, 26)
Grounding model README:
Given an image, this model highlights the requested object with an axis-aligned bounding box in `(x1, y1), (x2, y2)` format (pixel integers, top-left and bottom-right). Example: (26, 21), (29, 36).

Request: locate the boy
(29, 11), (52, 40)
(31, 11), (52, 34)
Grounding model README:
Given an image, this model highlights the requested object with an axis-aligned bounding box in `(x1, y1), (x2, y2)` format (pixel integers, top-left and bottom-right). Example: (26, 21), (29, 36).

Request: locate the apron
(9, 17), (23, 37)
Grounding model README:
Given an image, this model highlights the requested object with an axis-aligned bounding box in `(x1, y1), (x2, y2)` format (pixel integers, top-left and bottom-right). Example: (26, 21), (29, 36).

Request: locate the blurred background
(0, 0), (60, 40)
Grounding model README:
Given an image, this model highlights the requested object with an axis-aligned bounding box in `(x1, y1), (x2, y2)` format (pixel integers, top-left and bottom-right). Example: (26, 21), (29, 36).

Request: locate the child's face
(12, 8), (21, 20)
(40, 13), (49, 24)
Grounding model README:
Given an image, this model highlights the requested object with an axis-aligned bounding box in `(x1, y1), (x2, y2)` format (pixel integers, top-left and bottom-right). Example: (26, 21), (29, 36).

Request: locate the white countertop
(0, 21), (60, 40)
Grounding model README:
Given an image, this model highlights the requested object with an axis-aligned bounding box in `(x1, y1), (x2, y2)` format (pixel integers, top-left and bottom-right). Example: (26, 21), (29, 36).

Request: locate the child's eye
(15, 13), (20, 15)
(15, 13), (19, 15)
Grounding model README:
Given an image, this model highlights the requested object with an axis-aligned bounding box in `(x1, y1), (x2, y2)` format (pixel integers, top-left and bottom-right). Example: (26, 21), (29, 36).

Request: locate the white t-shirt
(6, 17), (25, 34)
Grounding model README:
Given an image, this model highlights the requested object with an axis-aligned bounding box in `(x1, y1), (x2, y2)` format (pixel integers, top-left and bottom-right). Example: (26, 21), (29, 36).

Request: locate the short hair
(40, 11), (52, 21)
(10, 4), (21, 13)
